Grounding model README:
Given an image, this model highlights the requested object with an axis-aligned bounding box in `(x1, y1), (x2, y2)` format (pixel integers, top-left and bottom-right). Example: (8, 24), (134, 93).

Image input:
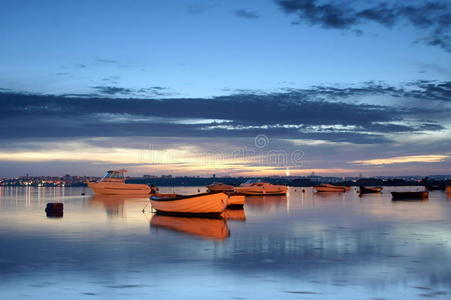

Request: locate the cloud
(275, 0), (451, 52)
(96, 58), (119, 64)
(352, 154), (450, 165)
(0, 80), (449, 146)
(234, 9), (260, 19)
(91, 85), (173, 97)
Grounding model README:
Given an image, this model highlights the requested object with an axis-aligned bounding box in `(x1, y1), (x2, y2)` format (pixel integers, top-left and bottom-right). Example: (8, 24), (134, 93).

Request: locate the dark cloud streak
(234, 9), (260, 19)
(0, 80), (449, 145)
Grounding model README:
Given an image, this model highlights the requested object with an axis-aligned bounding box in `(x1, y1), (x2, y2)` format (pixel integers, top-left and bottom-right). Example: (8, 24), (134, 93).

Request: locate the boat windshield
(243, 179), (262, 184)
(102, 170), (125, 180)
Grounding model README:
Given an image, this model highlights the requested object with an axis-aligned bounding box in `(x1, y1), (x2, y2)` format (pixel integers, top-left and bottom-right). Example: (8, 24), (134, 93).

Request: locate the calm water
(1, 186), (451, 299)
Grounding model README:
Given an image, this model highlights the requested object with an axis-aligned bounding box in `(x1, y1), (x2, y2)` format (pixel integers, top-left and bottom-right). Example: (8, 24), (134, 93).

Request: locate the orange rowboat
(226, 194), (245, 207)
(149, 192), (228, 216)
(150, 215), (230, 240)
(314, 184), (347, 192)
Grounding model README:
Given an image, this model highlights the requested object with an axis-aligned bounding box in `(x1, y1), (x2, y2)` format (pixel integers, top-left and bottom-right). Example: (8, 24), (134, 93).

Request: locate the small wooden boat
(149, 192), (228, 216)
(314, 184), (346, 192)
(87, 170), (151, 195)
(234, 180), (287, 195)
(227, 194), (245, 207)
(447, 186), (451, 192)
(206, 182), (235, 193)
(391, 191), (429, 200)
(359, 186), (383, 194)
(150, 215), (230, 240)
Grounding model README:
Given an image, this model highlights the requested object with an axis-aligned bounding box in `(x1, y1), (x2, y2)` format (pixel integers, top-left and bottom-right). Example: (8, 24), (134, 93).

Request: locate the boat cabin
(99, 169), (127, 182)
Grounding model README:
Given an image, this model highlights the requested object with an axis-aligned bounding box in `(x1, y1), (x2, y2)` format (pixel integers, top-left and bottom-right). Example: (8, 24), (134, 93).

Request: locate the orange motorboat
(206, 182), (235, 193)
(150, 214), (230, 240)
(149, 192), (228, 216)
(87, 170), (151, 195)
(234, 180), (287, 195)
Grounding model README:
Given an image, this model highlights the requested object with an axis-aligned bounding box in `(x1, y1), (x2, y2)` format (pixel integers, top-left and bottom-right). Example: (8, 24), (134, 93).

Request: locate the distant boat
(425, 184), (445, 191)
(87, 170), (151, 195)
(149, 192), (228, 216)
(314, 184), (347, 192)
(206, 182), (235, 193)
(234, 180), (287, 195)
(150, 215), (230, 240)
(391, 191), (429, 200)
(359, 186), (383, 194)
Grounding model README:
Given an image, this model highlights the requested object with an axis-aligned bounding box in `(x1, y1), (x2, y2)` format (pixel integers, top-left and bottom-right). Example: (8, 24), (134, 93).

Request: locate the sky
(0, 0), (450, 177)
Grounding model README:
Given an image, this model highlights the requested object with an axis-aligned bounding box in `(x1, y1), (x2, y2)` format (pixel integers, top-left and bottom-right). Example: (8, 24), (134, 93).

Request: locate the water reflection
(245, 195), (287, 212)
(150, 214), (230, 240)
(89, 194), (147, 218)
(223, 208), (246, 221)
(1, 186), (451, 299)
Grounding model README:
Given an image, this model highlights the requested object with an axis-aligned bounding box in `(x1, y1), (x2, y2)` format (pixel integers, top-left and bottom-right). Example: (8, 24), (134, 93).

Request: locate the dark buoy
(198, 189), (200, 192)
(302, 189), (305, 193)
(81, 192), (85, 196)
(294, 189), (297, 192)
(45, 203), (64, 218)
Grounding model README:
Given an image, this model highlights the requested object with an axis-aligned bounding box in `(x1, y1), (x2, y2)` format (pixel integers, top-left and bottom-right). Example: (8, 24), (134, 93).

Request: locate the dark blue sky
(0, 0), (450, 176)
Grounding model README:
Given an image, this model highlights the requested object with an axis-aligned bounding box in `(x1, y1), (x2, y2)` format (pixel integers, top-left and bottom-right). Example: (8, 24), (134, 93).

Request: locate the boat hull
(206, 183), (235, 193)
(391, 191), (429, 200)
(359, 186), (383, 194)
(150, 192), (228, 215)
(87, 182), (151, 195)
(234, 186), (287, 196)
(227, 194), (245, 207)
(314, 186), (346, 192)
(447, 186), (451, 192)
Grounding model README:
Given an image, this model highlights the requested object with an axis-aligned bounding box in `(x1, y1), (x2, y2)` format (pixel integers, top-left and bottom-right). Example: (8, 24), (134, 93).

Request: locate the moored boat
(87, 170), (151, 195)
(226, 193), (245, 207)
(391, 191), (429, 200)
(234, 180), (287, 195)
(425, 184), (446, 191)
(359, 186), (383, 194)
(314, 184), (346, 192)
(206, 182), (235, 193)
(150, 215), (230, 240)
(149, 192), (228, 216)
(447, 186), (451, 192)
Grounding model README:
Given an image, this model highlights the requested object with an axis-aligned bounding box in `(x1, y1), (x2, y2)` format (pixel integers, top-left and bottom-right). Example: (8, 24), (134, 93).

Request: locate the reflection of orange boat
(234, 180), (287, 195)
(87, 170), (151, 195)
(150, 215), (230, 240)
(223, 209), (246, 221)
(244, 195), (287, 211)
(149, 192), (228, 216)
